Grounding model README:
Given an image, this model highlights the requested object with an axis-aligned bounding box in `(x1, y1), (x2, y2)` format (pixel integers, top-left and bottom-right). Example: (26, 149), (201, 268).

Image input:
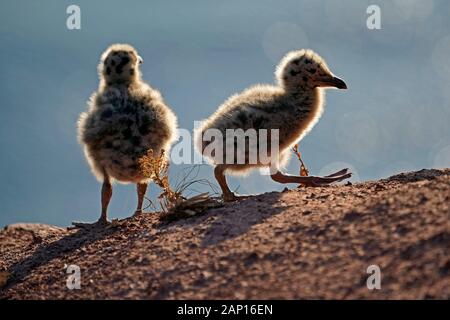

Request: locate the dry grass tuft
(138, 149), (178, 212)
(138, 149), (222, 221)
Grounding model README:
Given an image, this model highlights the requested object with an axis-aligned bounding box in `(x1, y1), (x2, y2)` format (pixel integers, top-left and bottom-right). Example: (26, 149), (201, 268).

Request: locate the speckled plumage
(196, 84), (324, 172)
(197, 49), (340, 172)
(78, 44), (177, 184)
(75, 44), (177, 226)
(195, 49), (350, 201)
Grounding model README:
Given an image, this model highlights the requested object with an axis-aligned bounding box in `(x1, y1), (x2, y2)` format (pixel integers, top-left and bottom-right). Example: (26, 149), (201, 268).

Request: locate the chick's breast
(79, 85), (177, 183)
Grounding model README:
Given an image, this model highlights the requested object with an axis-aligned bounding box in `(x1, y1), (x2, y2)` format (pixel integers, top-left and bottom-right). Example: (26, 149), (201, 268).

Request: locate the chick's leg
(135, 182), (148, 215)
(271, 170), (351, 186)
(72, 171), (112, 229)
(99, 175), (112, 223)
(214, 165), (239, 202)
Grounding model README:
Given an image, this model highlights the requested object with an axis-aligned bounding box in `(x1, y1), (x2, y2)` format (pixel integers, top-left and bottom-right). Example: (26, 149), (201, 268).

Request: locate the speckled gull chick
(77, 44), (178, 226)
(195, 49), (351, 201)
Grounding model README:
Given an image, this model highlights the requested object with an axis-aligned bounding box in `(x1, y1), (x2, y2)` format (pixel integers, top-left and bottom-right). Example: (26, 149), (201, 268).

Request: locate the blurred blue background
(1, 0), (449, 227)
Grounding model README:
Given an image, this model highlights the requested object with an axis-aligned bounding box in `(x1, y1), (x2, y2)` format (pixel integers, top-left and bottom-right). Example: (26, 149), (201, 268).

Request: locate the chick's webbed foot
(271, 169), (351, 187)
(324, 168), (349, 178)
(222, 192), (250, 203)
(71, 217), (110, 230)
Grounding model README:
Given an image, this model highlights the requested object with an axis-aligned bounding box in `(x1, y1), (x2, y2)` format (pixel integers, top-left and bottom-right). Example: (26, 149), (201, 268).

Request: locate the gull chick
(196, 49), (351, 201)
(77, 44), (177, 226)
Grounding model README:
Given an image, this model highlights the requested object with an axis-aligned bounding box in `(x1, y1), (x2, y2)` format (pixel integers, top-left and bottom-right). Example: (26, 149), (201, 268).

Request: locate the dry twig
(292, 144), (309, 187)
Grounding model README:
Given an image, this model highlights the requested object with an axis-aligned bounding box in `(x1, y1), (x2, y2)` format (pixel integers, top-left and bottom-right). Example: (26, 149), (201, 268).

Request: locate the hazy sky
(1, 0), (449, 227)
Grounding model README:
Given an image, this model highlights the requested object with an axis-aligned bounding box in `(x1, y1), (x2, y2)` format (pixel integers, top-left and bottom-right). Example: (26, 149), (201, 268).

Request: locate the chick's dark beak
(317, 76), (347, 89)
(331, 76), (347, 89)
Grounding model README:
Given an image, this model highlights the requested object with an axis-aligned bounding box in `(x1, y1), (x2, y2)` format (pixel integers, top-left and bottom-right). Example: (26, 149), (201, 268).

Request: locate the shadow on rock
(1, 225), (119, 294)
(158, 191), (288, 247)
